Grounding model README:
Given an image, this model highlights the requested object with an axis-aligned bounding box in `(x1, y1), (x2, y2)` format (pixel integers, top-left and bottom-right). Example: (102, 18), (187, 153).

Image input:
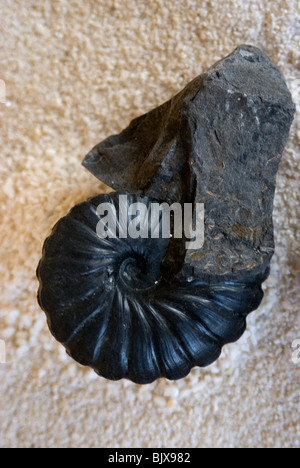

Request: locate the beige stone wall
(0, 0), (299, 448)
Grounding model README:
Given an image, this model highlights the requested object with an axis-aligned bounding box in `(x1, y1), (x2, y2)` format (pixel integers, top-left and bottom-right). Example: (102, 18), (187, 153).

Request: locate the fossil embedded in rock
(37, 45), (295, 383)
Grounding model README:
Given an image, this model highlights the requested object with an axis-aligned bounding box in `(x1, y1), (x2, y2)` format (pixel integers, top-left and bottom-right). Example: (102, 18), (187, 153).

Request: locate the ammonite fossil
(37, 45), (295, 384)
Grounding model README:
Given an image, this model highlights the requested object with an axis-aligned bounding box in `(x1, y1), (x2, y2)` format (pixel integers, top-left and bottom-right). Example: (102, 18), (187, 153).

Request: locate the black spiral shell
(37, 192), (265, 384)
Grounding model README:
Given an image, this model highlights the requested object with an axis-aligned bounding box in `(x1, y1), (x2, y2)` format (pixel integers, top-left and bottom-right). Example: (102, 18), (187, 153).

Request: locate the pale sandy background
(0, 0), (299, 448)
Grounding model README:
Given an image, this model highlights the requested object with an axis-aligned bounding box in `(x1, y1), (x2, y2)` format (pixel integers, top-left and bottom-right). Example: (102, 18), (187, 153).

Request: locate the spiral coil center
(119, 256), (161, 291)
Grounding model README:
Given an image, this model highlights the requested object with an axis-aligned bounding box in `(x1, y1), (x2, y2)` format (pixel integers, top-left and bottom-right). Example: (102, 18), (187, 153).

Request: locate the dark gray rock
(83, 44), (295, 282)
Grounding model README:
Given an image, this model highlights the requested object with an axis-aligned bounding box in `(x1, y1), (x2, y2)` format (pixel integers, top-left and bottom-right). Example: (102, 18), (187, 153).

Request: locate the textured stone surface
(1, 0), (299, 448)
(83, 45), (295, 281)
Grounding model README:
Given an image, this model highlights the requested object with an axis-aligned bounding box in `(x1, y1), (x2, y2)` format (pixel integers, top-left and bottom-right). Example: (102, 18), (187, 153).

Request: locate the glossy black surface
(37, 193), (266, 384)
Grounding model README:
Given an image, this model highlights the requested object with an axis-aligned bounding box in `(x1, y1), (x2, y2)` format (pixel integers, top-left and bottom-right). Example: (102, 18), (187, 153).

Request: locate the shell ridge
(127, 296), (163, 383)
(154, 297), (222, 365)
(64, 288), (114, 348)
(94, 287), (131, 379)
(91, 289), (118, 367)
